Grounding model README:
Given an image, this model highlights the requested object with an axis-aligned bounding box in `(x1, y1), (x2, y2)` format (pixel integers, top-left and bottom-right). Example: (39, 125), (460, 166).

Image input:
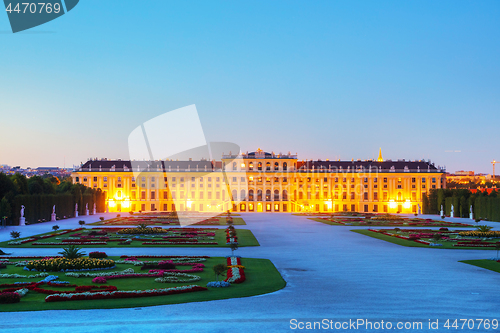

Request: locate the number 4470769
(444, 319), (498, 330)
(5, 3), (62, 14)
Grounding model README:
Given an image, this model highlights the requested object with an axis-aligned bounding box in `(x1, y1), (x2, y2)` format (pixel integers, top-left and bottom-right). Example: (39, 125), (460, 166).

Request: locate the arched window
(299, 191), (304, 200)
(266, 162), (271, 171)
(257, 162), (262, 171)
(293, 190), (297, 201)
(249, 162), (254, 171)
(283, 162), (288, 171)
(282, 190), (288, 200)
(274, 190), (280, 201)
(117, 191), (122, 198)
(257, 189), (263, 201)
(274, 162), (279, 170)
(398, 192), (402, 201)
(232, 189), (237, 201)
(249, 189), (254, 201)
(232, 162), (237, 170)
(266, 190), (271, 201)
(240, 189), (246, 201)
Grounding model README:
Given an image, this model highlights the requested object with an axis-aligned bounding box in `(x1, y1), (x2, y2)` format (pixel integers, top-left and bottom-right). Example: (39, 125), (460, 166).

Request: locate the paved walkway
(0, 214), (499, 333)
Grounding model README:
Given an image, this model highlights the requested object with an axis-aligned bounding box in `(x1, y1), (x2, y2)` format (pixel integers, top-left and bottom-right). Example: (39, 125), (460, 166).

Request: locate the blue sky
(0, 0), (499, 173)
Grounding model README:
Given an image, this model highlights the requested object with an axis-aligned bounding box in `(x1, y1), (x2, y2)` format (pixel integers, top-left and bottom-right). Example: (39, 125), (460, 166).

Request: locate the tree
(229, 243), (239, 257)
(475, 225), (493, 232)
(213, 263), (227, 281)
(78, 220), (85, 227)
(58, 245), (86, 259)
(52, 225), (60, 232)
(10, 231), (20, 239)
(0, 197), (11, 222)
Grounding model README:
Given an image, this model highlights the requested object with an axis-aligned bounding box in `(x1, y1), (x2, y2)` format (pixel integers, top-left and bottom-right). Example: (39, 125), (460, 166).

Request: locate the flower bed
(25, 258), (116, 272)
(45, 285), (207, 302)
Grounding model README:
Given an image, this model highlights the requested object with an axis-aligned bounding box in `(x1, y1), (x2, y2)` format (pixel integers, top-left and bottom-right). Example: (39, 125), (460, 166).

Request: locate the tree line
(422, 188), (500, 222)
(0, 173), (105, 225)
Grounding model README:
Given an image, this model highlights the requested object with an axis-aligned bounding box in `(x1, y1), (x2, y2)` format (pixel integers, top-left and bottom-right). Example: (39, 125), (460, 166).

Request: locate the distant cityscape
(0, 164), (72, 178)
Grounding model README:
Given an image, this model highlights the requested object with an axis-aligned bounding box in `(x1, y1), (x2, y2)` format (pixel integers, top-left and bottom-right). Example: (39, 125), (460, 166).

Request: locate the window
(343, 178), (347, 182)
(364, 178), (368, 183)
(151, 191), (156, 200)
(374, 204), (378, 212)
(216, 192), (220, 199)
(83, 177), (87, 182)
(274, 162), (279, 170)
(383, 178), (388, 183)
(249, 162), (253, 171)
(283, 162), (287, 171)
(151, 177), (155, 182)
(373, 192), (378, 200)
(324, 177), (328, 182)
(351, 192), (355, 200)
(422, 184), (426, 189)
(132, 183), (136, 188)
(172, 177), (176, 182)
(103, 177), (107, 182)
(384, 205), (388, 213)
(233, 177), (237, 182)
(432, 178), (436, 183)
(363, 192), (368, 200)
(208, 192), (212, 199)
(131, 177), (135, 182)
(141, 177), (145, 182)
(383, 192), (388, 200)
(422, 178), (426, 183)
(412, 177), (416, 183)
(342, 192), (347, 200)
(335, 177), (339, 182)
(351, 204), (355, 212)
(397, 184), (402, 189)
(364, 205), (368, 212)
(141, 191), (146, 200)
(131, 191), (136, 199)
(233, 162), (237, 170)
(412, 184), (416, 189)
(241, 177), (245, 182)
(93, 177), (97, 182)
(412, 192), (416, 200)
(117, 183), (122, 188)
(163, 191), (168, 200)
(258, 162), (262, 171)
(374, 178), (377, 183)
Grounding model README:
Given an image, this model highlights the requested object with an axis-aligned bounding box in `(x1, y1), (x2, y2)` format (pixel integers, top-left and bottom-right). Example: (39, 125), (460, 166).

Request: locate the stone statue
(418, 204), (421, 215)
(85, 203), (88, 210)
(51, 205), (57, 221)
(20, 205), (25, 217)
(52, 205), (55, 214)
(440, 205), (444, 217)
(470, 205), (474, 220)
(450, 204), (454, 218)
(75, 203), (78, 211)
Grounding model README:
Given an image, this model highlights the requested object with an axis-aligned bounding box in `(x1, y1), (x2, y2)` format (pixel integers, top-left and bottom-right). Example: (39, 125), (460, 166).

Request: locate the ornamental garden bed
(310, 215), (472, 227)
(0, 255), (285, 311)
(352, 228), (500, 250)
(89, 214), (245, 226)
(0, 227), (259, 248)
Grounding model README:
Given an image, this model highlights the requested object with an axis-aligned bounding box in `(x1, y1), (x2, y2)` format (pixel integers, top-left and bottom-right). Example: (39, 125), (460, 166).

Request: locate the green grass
(0, 256), (285, 311)
(0, 229), (260, 248)
(311, 217), (472, 227)
(460, 259), (500, 273)
(351, 229), (499, 250)
(351, 229), (430, 248)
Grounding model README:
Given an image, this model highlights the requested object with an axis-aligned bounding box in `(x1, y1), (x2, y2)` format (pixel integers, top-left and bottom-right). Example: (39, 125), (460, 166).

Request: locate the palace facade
(71, 149), (446, 213)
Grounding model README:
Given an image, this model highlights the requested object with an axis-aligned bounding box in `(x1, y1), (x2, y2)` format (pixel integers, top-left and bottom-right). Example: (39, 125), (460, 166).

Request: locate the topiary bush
(89, 251), (108, 258)
(0, 292), (21, 304)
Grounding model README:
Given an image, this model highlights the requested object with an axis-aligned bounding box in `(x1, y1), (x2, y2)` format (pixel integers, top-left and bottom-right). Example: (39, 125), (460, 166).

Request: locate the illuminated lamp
(241, 163), (246, 168)
(389, 200), (397, 209)
(403, 200), (411, 209)
(186, 200), (192, 208)
(122, 198), (131, 209)
(108, 199), (116, 208)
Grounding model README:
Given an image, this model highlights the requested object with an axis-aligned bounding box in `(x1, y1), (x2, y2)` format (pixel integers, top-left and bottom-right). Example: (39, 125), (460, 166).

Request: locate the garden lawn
(88, 216), (246, 226)
(311, 217), (472, 228)
(0, 228), (259, 248)
(0, 256), (285, 311)
(460, 260), (500, 273)
(352, 229), (500, 250)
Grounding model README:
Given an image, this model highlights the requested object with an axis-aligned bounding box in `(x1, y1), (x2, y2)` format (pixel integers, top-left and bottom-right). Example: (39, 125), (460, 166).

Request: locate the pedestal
(75, 211), (79, 217)
(85, 210), (89, 216)
(450, 212), (454, 218)
(19, 217), (25, 226)
(51, 213), (56, 222)
(470, 213), (474, 220)
(93, 208), (96, 215)
(440, 210), (444, 217)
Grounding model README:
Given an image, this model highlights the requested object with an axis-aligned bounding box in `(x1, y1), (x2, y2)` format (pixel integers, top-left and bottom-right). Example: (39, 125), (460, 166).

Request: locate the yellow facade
(71, 149), (446, 214)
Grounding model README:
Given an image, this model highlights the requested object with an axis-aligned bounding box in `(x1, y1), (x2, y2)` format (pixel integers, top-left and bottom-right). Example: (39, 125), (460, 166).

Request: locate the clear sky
(0, 0), (499, 173)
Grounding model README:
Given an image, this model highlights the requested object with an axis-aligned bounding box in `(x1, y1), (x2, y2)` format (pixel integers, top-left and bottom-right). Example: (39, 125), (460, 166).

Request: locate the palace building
(71, 149), (446, 214)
